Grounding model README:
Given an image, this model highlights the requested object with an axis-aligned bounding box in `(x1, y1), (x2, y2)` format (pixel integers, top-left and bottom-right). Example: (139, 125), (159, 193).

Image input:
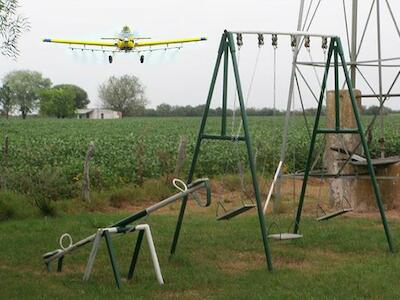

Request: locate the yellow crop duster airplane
(43, 26), (207, 64)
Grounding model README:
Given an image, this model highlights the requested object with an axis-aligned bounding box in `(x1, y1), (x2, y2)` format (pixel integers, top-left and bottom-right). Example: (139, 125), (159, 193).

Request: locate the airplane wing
(135, 37), (207, 47)
(43, 39), (116, 47)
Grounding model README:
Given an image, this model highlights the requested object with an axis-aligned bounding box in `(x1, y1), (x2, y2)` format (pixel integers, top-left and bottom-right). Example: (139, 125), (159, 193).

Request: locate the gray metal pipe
(351, 0), (358, 87)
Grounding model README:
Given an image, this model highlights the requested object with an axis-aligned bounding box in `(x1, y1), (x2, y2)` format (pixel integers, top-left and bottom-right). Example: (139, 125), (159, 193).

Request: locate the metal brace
(271, 34), (278, 49)
(290, 35), (297, 50)
(304, 35), (311, 49)
(237, 33), (243, 48)
(258, 33), (264, 47)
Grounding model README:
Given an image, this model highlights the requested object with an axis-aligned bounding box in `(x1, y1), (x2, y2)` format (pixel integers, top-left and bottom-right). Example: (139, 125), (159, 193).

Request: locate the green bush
(108, 186), (137, 208)
(34, 197), (57, 217)
(0, 191), (37, 221)
(19, 167), (76, 217)
(108, 178), (175, 208)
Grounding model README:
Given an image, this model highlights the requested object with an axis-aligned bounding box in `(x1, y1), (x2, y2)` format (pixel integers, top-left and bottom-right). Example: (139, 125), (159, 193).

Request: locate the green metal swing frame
(292, 36), (395, 253)
(169, 30), (274, 271)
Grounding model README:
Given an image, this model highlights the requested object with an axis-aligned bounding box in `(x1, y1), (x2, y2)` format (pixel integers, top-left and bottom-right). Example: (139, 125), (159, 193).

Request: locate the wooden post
(0, 135), (9, 189)
(174, 135), (188, 177)
(324, 89), (362, 207)
(82, 141), (95, 202)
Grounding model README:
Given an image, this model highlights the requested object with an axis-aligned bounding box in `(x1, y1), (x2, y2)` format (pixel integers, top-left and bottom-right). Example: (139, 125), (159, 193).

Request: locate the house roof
(76, 109), (93, 114)
(76, 108), (121, 114)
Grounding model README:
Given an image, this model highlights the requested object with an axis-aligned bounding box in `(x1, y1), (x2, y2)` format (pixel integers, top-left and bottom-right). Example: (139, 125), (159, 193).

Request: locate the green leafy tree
(53, 84), (89, 109)
(3, 70), (51, 119)
(156, 103), (172, 116)
(365, 105), (392, 116)
(98, 75), (148, 116)
(0, 84), (14, 118)
(40, 87), (76, 118)
(0, 0), (29, 58)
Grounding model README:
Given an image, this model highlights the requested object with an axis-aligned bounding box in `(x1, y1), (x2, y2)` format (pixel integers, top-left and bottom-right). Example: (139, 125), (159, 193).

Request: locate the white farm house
(76, 108), (122, 119)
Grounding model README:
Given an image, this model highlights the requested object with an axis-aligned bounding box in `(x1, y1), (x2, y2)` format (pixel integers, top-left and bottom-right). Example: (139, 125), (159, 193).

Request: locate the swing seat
(268, 233), (303, 240)
(316, 208), (353, 221)
(217, 204), (256, 221)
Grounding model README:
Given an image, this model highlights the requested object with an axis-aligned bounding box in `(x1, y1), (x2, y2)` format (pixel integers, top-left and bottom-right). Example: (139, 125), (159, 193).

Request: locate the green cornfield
(0, 115), (399, 199)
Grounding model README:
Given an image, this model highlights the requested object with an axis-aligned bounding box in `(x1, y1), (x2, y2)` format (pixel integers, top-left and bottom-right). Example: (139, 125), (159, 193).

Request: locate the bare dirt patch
(93, 178), (399, 223)
(217, 251), (313, 275)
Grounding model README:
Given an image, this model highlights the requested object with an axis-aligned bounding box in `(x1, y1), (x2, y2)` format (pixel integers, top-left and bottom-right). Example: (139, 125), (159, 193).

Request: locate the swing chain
(258, 33), (264, 47)
(216, 201), (228, 218)
(304, 35), (311, 50)
(316, 202), (326, 219)
(342, 195), (352, 210)
(236, 33), (243, 48)
(290, 35), (297, 51)
(271, 34), (278, 49)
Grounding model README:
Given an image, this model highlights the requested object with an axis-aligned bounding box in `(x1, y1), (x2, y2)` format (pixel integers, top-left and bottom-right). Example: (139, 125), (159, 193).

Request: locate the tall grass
(0, 191), (37, 221)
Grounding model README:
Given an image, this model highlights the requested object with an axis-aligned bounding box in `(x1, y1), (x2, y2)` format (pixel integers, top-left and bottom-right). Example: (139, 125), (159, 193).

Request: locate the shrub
(34, 197), (57, 217)
(21, 166), (77, 217)
(0, 191), (37, 221)
(134, 178), (175, 202)
(108, 178), (175, 208)
(108, 186), (136, 208)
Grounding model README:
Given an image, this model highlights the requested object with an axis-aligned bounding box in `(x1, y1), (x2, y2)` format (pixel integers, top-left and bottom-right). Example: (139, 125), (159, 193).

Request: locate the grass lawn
(1, 207), (399, 299)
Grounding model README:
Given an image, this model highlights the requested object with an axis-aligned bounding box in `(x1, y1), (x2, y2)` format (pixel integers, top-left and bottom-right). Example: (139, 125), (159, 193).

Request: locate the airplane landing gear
(108, 55), (113, 64)
(140, 55), (144, 64)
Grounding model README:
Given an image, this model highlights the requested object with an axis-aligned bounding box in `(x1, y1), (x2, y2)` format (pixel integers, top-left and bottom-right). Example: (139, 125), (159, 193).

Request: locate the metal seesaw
(42, 178), (211, 288)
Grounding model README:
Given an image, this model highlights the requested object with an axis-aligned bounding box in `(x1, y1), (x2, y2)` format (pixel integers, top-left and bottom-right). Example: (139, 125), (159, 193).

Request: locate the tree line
(0, 71), (147, 119)
(144, 104), (288, 117)
(0, 70), (90, 119)
(1, 70), (398, 119)
(143, 104), (398, 117)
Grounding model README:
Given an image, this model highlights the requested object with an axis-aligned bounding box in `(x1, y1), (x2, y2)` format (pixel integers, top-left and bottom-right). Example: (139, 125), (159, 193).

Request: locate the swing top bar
(227, 30), (337, 39)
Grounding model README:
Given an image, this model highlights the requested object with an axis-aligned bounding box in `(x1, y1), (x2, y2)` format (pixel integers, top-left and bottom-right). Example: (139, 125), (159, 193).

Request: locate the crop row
(0, 115), (399, 199)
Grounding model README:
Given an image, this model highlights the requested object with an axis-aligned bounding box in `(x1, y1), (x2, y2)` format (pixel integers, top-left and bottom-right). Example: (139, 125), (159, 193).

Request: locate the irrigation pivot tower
(289, 0), (400, 159)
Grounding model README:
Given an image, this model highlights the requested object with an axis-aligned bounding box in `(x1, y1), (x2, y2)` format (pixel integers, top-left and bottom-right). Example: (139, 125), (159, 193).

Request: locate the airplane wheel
(108, 55), (113, 64)
(140, 55), (144, 64)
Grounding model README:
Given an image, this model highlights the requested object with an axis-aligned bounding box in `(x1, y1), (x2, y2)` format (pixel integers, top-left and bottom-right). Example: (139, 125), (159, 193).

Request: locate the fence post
(174, 135), (188, 177)
(82, 141), (95, 202)
(0, 136), (9, 189)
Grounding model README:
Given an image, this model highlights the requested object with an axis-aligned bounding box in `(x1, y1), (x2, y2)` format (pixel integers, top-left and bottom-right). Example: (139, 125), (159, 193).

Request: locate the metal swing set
(168, 29), (395, 273)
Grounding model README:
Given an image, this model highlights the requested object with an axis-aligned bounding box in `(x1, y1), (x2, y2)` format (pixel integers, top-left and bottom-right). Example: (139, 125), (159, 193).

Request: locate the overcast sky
(1, 0), (400, 110)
